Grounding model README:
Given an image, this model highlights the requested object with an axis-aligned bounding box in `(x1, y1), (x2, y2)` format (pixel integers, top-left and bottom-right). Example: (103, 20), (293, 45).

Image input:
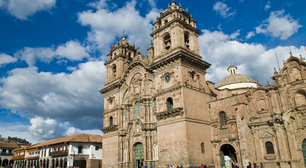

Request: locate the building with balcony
(0, 142), (27, 168)
(13, 133), (102, 168)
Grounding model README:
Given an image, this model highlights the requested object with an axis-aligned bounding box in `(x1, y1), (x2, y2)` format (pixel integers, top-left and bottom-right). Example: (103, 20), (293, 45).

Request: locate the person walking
(201, 164), (204, 168)
(180, 164), (183, 168)
(144, 164), (147, 168)
(235, 162), (239, 168)
(203, 163), (207, 168)
(150, 163), (153, 168)
(247, 162), (252, 168)
(253, 163), (257, 168)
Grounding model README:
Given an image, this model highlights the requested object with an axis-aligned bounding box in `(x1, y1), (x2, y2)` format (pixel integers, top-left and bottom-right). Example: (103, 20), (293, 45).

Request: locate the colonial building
(0, 142), (27, 167)
(100, 1), (306, 168)
(12, 133), (102, 168)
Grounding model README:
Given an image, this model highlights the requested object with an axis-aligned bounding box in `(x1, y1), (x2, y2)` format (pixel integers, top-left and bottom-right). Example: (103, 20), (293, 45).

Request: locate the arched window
(265, 142), (275, 154)
(295, 91), (306, 107)
(201, 143), (205, 153)
(166, 97), (173, 110)
(163, 33), (171, 51)
(112, 65), (116, 77)
(135, 101), (140, 115)
(109, 116), (113, 126)
(291, 68), (301, 82)
(258, 100), (267, 111)
(184, 32), (190, 49)
(219, 112), (227, 126)
(153, 99), (156, 108)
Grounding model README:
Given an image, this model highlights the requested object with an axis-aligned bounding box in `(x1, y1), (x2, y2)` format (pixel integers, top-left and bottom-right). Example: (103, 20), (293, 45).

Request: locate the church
(100, 1), (306, 168)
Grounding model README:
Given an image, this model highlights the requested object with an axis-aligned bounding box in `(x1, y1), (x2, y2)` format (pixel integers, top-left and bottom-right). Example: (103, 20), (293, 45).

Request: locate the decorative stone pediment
(296, 105), (306, 111)
(264, 154), (276, 160)
(259, 131), (275, 139)
(101, 125), (118, 134)
(154, 107), (183, 120)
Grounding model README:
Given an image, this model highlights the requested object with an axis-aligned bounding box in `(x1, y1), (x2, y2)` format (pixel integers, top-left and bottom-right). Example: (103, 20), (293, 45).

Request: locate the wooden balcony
(12, 155), (25, 160)
(1, 152), (13, 156)
(49, 150), (68, 157)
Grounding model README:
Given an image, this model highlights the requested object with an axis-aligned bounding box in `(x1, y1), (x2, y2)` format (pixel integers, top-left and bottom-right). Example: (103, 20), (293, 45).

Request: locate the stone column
(49, 159), (53, 168)
(148, 135), (152, 160)
(274, 124), (291, 168)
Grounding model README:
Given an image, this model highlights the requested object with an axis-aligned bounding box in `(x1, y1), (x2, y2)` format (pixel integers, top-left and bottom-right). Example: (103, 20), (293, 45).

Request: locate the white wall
(218, 82), (258, 90)
(89, 144), (102, 159)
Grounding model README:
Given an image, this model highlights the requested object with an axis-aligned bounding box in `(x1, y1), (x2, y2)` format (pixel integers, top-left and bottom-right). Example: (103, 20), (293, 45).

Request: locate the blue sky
(0, 0), (305, 143)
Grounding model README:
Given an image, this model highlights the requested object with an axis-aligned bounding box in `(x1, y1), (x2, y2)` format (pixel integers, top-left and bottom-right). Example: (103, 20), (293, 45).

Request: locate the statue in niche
(153, 143), (158, 160)
(123, 148), (127, 162)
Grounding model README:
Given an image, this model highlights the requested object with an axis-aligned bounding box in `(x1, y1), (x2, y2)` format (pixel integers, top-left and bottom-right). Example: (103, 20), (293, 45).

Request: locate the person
(247, 162), (252, 168)
(203, 163), (207, 168)
(144, 164), (147, 168)
(180, 164), (183, 168)
(201, 164), (204, 168)
(150, 163), (153, 168)
(177, 165), (179, 168)
(253, 163), (256, 168)
(236, 162), (239, 168)
(170, 165), (173, 168)
(222, 164), (225, 168)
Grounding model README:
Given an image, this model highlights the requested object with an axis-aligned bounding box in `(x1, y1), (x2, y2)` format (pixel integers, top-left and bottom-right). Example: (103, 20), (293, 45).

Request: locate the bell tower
(149, 1), (214, 168)
(150, 1), (201, 61)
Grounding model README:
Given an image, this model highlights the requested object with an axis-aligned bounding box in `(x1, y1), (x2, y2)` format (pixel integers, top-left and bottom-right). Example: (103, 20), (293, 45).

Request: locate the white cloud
(28, 116), (79, 141)
(14, 40), (89, 66)
(55, 41), (89, 61)
(213, 2), (236, 19)
(0, 0), (56, 20)
(0, 60), (106, 130)
(239, 0), (244, 3)
(256, 10), (302, 40)
(245, 31), (255, 39)
(78, 0), (158, 55)
(0, 53), (18, 67)
(14, 47), (55, 66)
(199, 29), (305, 86)
(264, 1), (271, 11)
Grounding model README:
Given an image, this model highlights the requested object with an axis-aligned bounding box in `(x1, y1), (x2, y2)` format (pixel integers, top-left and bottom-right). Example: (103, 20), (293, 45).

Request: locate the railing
(0, 152), (13, 156)
(49, 150), (68, 157)
(25, 154), (40, 160)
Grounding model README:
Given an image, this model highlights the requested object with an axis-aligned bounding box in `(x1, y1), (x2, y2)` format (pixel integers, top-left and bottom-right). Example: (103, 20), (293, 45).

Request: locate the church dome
(217, 65), (257, 90)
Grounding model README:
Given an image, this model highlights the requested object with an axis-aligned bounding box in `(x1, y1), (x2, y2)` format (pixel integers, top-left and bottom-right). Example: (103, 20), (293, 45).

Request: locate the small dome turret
(217, 65), (257, 90)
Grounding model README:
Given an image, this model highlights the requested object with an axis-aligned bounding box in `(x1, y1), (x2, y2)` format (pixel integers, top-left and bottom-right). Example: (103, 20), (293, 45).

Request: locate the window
(265, 142), (275, 154)
(184, 32), (190, 49)
(78, 146), (83, 154)
(219, 112), (227, 126)
(166, 97), (173, 110)
(295, 91), (306, 107)
(163, 33), (171, 51)
(153, 99), (156, 108)
(201, 143), (205, 153)
(135, 102), (140, 115)
(95, 146), (99, 150)
(112, 65), (116, 77)
(110, 116), (113, 126)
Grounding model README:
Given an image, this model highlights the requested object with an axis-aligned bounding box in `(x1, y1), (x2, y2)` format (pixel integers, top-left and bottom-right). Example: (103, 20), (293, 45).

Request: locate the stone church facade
(100, 1), (306, 168)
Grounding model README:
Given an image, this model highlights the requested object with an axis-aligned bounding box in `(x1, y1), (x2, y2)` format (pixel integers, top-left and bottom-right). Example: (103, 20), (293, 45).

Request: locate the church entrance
(220, 144), (237, 168)
(302, 139), (306, 167)
(134, 143), (144, 168)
